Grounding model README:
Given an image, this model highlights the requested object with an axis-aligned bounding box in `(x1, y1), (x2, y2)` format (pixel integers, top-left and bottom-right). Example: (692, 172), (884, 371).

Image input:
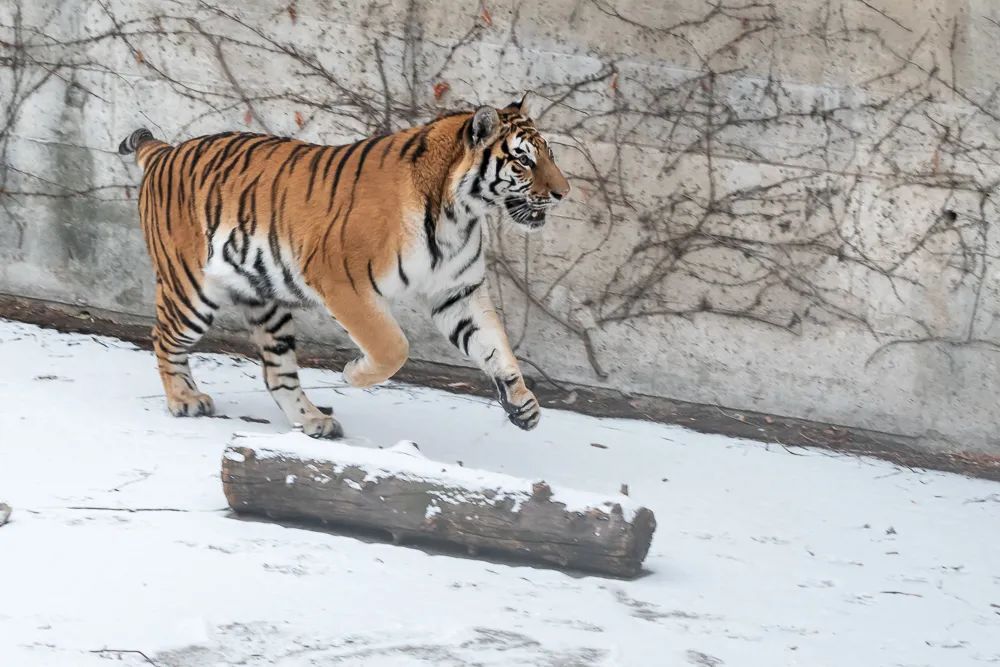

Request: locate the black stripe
(159, 148), (180, 231)
(150, 232), (186, 301)
(410, 128), (429, 163)
(231, 294), (267, 308)
(449, 317), (473, 349)
(156, 299), (188, 337)
(327, 140), (365, 213)
(305, 146), (327, 200)
(237, 180), (255, 230)
(218, 134), (265, 184)
(285, 143), (312, 173)
(262, 334), (295, 356)
(470, 150), (492, 199)
(321, 144), (345, 181)
(432, 281), (482, 316)
(460, 325), (478, 354)
(252, 249), (275, 299)
(367, 260), (382, 296)
(266, 312), (293, 335)
(264, 341), (294, 355)
(354, 134), (389, 179)
(246, 177), (260, 237)
(250, 303), (279, 326)
(380, 135), (397, 167)
(268, 179), (282, 256)
(487, 155), (505, 197)
(170, 287), (213, 331)
(178, 256), (219, 311)
(154, 245), (211, 332)
(189, 133), (236, 179)
(175, 142), (198, 207)
(162, 296), (205, 335)
(144, 144), (171, 173)
(269, 190), (306, 302)
(398, 131), (420, 158)
(424, 198), (441, 269)
(461, 217), (479, 245)
(267, 383), (300, 392)
(197, 140), (229, 188)
(203, 172), (223, 245)
(396, 252), (409, 287)
(202, 134), (251, 180)
(306, 202), (342, 272)
(301, 242), (321, 273)
(453, 232), (483, 277)
(338, 135), (391, 248)
(343, 257), (357, 292)
(239, 136), (285, 174)
(263, 136), (291, 161)
(156, 325), (189, 352)
(273, 334), (296, 352)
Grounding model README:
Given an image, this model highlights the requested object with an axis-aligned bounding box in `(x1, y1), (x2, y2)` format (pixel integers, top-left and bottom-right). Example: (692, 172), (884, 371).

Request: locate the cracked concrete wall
(3, 0), (1000, 453)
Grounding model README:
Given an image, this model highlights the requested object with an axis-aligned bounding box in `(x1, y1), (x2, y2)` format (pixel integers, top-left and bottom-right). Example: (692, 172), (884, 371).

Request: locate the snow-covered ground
(1, 320), (998, 667)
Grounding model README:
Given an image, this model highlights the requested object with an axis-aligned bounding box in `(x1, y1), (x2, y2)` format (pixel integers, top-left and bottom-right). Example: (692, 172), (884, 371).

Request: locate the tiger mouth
(504, 198), (547, 229)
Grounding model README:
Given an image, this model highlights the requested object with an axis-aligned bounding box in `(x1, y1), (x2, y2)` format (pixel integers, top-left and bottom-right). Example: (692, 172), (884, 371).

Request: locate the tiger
(117, 97), (570, 438)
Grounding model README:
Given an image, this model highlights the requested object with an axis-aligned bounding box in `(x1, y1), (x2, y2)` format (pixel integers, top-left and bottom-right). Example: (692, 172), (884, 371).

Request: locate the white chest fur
(382, 197), (490, 300)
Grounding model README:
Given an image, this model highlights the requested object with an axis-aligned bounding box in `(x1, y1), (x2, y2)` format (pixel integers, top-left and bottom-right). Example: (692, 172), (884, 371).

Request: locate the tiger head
(464, 97), (570, 230)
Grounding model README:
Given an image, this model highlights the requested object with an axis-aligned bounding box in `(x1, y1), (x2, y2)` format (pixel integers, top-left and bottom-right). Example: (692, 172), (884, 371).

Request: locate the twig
(65, 506), (190, 513)
(516, 355), (571, 392)
(89, 649), (159, 665)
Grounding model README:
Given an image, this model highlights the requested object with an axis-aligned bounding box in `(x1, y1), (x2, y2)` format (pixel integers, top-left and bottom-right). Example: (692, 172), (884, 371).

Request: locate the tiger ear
(503, 92), (533, 117)
(470, 106), (500, 146)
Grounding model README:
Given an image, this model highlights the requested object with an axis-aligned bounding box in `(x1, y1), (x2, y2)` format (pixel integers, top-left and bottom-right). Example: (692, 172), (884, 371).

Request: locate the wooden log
(221, 433), (656, 578)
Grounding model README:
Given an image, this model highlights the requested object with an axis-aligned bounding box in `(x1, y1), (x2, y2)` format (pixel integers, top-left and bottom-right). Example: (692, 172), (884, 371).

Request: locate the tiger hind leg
(244, 301), (343, 439)
(152, 282), (219, 417)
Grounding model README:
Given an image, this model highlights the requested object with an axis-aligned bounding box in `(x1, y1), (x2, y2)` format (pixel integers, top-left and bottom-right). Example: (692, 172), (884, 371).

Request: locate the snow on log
(221, 433), (656, 577)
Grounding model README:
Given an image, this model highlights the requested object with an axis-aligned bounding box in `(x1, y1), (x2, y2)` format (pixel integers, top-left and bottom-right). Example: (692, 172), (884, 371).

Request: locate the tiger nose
(550, 183), (570, 200)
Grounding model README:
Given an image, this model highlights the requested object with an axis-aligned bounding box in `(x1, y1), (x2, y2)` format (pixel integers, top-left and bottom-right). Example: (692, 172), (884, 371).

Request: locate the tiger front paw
(343, 357), (375, 388)
(343, 354), (404, 388)
(494, 376), (541, 430)
(301, 413), (344, 439)
(167, 391), (215, 418)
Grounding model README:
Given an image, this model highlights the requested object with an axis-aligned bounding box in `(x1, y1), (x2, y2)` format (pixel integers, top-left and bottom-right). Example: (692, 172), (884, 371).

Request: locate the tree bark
(221, 436), (656, 578)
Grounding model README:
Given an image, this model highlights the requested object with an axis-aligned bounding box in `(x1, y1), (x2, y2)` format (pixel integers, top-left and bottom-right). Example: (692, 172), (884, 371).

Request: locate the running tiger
(118, 98), (569, 438)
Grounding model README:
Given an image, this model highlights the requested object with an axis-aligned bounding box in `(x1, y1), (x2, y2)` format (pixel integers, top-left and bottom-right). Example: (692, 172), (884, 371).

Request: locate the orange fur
(121, 102), (569, 436)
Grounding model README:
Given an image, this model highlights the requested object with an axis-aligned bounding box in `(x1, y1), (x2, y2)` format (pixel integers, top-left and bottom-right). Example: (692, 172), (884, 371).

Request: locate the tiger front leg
(323, 292), (410, 389)
(429, 282), (540, 430)
(243, 301), (343, 439)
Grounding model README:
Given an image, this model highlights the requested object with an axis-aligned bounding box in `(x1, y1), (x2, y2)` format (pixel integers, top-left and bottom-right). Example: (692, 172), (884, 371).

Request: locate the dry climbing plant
(2, 0), (999, 381)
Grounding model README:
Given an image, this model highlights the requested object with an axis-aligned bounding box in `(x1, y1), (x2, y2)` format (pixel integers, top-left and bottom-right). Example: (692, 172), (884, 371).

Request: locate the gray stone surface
(2, 1), (999, 453)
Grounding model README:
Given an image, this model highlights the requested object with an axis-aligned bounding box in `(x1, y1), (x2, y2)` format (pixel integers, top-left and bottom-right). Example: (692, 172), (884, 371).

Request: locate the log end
(222, 445), (258, 512)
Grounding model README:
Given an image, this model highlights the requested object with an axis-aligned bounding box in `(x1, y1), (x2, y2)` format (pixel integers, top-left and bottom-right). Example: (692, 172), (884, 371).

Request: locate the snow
(232, 431), (642, 519)
(0, 319), (998, 666)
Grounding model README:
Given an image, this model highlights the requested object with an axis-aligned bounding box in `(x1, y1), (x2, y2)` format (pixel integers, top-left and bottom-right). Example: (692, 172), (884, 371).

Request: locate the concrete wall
(3, 0), (1000, 452)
